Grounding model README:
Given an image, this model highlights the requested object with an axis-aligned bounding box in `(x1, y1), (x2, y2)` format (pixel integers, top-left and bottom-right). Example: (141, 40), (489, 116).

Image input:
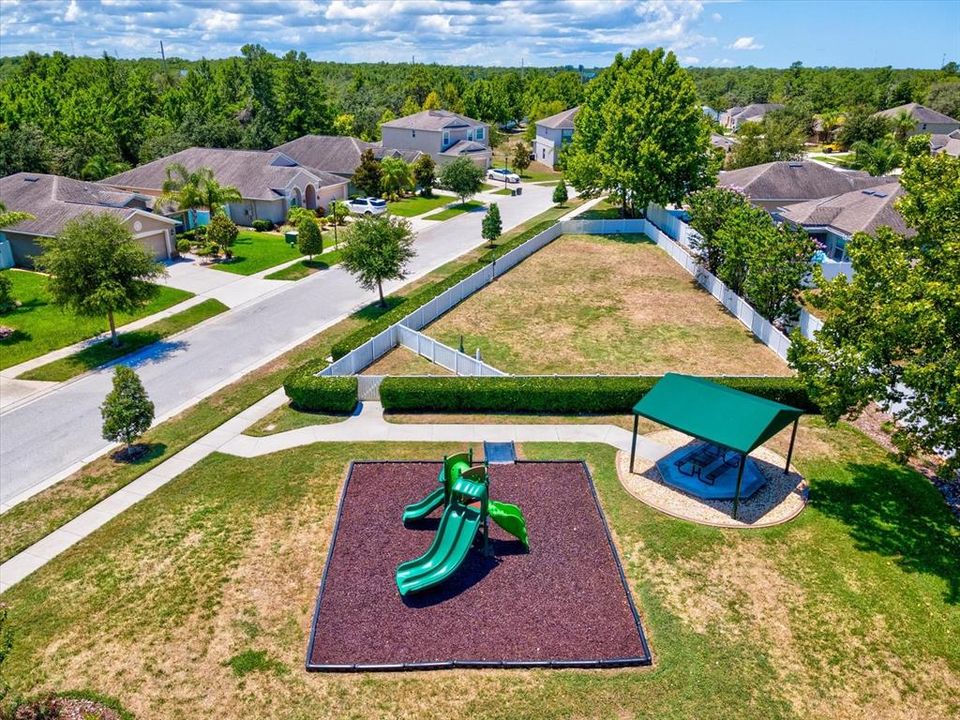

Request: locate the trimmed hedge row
(283, 372), (357, 413)
(329, 219), (558, 360)
(379, 375), (818, 414)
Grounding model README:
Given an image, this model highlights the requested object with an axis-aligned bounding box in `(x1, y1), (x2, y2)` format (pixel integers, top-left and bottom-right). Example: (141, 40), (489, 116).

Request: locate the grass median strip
(17, 299), (229, 382)
(423, 200), (485, 221)
(264, 249), (343, 281)
(387, 194), (453, 217)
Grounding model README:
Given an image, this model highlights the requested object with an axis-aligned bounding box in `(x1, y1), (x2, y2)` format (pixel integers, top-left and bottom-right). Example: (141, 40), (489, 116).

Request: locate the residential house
(930, 129), (960, 157)
(102, 147), (348, 227)
(272, 135), (425, 191)
(873, 103), (960, 136)
(719, 161), (887, 213)
(379, 110), (491, 168)
(778, 182), (910, 277)
(532, 106), (579, 168)
(710, 133), (736, 156)
(702, 105), (720, 123)
(720, 103), (785, 131)
(0, 173), (177, 269)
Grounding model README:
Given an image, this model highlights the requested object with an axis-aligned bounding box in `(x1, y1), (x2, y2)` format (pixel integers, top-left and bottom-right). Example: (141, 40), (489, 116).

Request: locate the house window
(442, 130), (449, 147)
(475, 127), (484, 141)
(468, 130), (473, 141)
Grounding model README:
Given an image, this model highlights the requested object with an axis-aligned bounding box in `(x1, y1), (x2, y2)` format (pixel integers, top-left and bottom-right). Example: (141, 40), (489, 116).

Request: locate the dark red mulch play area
(306, 460), (651, 671)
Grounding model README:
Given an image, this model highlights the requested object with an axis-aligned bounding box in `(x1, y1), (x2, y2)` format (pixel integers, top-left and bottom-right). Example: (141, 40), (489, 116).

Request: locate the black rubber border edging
(304, 459), (653, 672)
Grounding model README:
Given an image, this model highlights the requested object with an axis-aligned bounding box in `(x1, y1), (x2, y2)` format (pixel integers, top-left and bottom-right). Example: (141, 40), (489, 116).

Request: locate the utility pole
(160, 40), (168, 75)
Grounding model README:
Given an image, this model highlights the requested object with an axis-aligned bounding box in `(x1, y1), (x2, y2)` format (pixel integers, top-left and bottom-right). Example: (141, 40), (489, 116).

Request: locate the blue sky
(0, 0), (957, 68)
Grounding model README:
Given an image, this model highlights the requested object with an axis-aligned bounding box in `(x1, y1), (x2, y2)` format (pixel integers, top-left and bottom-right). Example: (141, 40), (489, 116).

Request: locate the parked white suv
(346, 197), (388, 216)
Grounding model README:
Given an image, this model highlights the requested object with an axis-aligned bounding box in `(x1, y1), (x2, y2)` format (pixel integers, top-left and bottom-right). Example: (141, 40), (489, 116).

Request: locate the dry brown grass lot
(361, 346), (454, 376)
(424, 234), (792, 376)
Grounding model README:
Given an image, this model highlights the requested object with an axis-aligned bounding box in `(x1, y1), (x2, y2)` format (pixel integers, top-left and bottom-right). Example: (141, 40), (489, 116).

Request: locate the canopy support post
(784, 419), (799, 474)
(629, 414), (639, 473)
(732, 453), (746, 520)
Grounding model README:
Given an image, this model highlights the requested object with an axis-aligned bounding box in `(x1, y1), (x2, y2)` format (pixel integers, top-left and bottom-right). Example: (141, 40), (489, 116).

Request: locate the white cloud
(712, 12), (722, 22)
(201, 9), (241, 32)
(63, 0), (80, 22)
(728, 36), (762, 50)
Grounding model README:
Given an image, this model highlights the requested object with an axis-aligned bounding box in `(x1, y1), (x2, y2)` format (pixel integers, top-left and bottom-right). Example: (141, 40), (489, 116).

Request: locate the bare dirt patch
(361, 346), (454, 376)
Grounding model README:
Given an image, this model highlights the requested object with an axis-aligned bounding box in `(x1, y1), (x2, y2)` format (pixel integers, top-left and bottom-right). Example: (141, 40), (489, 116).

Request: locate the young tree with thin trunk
(351, 149), (383, 197)
(481, 202), (502, 247)
(297, 215), (323, 259)
(512, 142), (531, 174)
(101, 365), (155, 458)
(380, 157), (414, 200)
(38, 213), (164, 347)
(413, 154), (436, 197)
(340, 215), (416, 307)
(552, 180), (568, 206)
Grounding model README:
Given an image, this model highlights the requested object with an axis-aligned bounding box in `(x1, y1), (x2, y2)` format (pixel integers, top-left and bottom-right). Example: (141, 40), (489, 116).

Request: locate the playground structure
(395, 450), (529, 597)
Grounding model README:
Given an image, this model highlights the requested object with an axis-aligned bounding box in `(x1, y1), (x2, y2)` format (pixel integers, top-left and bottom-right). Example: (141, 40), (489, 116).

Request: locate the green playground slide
(395, 500), (482, 597)
(401, 485), (445, 523)
(488, 499), (529, 548)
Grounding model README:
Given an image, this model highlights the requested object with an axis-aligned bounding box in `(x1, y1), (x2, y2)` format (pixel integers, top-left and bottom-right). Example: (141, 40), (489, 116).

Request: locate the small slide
(395, 499), (483, 597)
(401, 485), (445, 524)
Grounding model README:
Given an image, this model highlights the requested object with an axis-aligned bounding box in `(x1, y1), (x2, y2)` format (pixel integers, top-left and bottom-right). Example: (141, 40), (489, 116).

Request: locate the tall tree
(925, 81), (960, 121)
(101, 365), (155, 457)
(413, 154), (436, 197)
(788, 138), (960, 470)
(564, 48), (713, 217)
(512, 142), (531, 173)
(726, 114), (805, 169)
(351, 149), (383, 197)
(38, 213), (165, 346)
(340, 215), (416, 307)
(422, 90), (442, 110)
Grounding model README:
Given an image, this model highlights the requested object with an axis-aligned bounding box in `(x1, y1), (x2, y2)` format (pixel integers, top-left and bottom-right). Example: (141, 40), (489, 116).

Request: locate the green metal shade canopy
(629, 373), (805, 519)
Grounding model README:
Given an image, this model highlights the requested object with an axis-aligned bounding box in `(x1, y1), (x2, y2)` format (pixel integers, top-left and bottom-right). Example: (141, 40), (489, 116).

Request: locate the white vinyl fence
(320, 206), (827, 378)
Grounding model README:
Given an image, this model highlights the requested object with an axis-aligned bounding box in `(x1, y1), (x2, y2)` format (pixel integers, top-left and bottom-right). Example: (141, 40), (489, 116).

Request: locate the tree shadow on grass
(812, 462), (960, 604)
(603, 233), (655, 246)
(0, 328), (31, 346)
(353, 296), (406, 322)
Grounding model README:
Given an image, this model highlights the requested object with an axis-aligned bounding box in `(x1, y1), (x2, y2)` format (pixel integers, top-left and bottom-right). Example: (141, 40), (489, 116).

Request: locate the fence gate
(357, 375), (384, 401)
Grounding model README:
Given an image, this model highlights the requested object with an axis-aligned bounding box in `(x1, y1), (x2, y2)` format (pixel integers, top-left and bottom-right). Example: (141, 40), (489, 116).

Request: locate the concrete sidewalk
(0, 394), (668, 594)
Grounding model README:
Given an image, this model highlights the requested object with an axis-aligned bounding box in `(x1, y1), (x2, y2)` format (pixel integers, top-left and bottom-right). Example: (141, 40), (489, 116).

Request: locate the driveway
(0, 184), (555, 507)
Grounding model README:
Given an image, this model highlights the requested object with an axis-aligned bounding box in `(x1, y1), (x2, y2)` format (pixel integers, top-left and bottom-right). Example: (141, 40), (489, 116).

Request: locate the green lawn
(211, 231), (303, 275)
(0, 270), (194, 371)
(578, 197), (623, 220)
(1, 420), (957, 719)
(263, 234), (345, 280)
(423, 200), (485, 221)
(18, 299), (229, 382)
(813, 153), (853, 167)
(242, 403), (350, 436)
(387, 194), (453, 217)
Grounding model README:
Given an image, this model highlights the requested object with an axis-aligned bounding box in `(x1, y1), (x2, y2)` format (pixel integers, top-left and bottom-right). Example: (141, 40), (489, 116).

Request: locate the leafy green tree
(333, 113), (355, 136)
(37, 213), (164, 346)
(400, 96), (421, 117)
(158, 164), (242, 224)
(413, 154), (436, 197)
(742, 222), (816, 326)
(380, 157), (414, 199)
(0, 273), (16, 313)
(297, 215), (323, 259)
(206, 213), (239, 256)
(81, 155), (129, 181)
(524, 99), (566, 141)
(101, 365), (155, 454)
(512, 142), (531, 174)
(849, 137), (902, 175)
(351, 149), (383, 197)
(564, 49), (713, 217)
(686, 187), (750, 273)
(726, 113), (805, 169)
(925, 81), (960, 121)
(340, 215), (416, 307)
(287, 206), (315, 227)
(712, 203), (764, 296)
(552, 180), (568, 206)
(838, 109), (890, 149)
(789, 139), (960, 470)
(439, 157), (484, 204)
(0, 124), (50, 176)
(422, 90), (442, 110)
(481, 202), (502, 247)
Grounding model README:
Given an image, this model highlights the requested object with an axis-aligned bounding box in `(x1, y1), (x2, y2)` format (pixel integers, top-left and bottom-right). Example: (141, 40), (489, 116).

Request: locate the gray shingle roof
(874, 103), (960, 125)
(272, 135), (377, 176)
(536, 106), (580, 130)
(381, 109), (484, 131)
(373, 146), (425, 164)
(440, 139), (491, 157)
(0, 173), (172, 237)
(719, 161), (886, 202)
(101, 147), (344, 201)
(710, 133), (736, 151)
(724, 103), (784, 122)
(779, 182), (912, 237)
